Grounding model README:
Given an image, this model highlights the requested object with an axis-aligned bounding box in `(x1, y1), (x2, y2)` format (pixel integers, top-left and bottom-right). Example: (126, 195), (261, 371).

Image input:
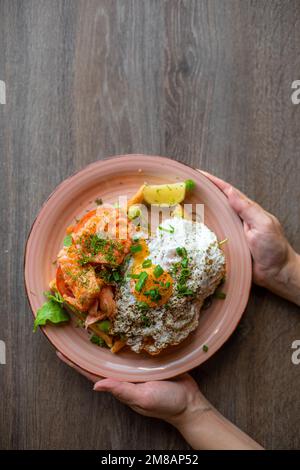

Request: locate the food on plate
(142, 180), (195, 206)
(34, 179), (227, 355)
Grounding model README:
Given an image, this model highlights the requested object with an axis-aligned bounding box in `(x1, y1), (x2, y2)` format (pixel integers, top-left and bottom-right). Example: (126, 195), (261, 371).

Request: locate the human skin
(57, 172), (300, 449)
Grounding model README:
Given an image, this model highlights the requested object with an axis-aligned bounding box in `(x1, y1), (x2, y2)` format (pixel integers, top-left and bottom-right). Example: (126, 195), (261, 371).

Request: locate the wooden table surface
(1, 0), (300, 450)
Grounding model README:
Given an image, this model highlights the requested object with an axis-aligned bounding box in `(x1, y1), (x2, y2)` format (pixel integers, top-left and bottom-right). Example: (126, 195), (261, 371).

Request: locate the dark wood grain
(0, 0), (300, 450)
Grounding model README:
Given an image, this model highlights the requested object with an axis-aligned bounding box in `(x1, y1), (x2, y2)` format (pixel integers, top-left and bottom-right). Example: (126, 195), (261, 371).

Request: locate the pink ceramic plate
(24, 155), (252, 382)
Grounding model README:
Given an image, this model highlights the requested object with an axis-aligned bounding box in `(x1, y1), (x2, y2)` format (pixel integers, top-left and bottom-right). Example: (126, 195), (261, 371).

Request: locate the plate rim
(24, 154), (252, 381)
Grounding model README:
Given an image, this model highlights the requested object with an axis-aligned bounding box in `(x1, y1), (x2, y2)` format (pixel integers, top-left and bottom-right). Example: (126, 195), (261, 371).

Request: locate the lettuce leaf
(33, 300), (69, 332)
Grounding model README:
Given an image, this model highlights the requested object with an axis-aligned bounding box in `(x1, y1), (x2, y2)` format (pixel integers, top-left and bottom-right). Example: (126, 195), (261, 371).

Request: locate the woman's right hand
(201, 172), (300, 306)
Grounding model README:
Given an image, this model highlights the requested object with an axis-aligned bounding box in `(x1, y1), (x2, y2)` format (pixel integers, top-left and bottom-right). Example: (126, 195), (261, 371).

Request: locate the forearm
(171, 405), (263, 450)
(269, 251), (300, 306)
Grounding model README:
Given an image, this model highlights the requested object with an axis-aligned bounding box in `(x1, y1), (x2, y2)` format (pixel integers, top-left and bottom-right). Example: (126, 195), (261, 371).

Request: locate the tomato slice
(56, 266), (74, 297)
(72, 209), (97, 234)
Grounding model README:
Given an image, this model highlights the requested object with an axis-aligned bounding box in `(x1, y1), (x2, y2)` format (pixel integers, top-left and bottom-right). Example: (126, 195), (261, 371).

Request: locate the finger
(93, 379), (144, 406)
(56, 351), (102, 383)
(226, 186), (270, 228)
(199, 170), (267, 228)
(200, 170), (233, 194)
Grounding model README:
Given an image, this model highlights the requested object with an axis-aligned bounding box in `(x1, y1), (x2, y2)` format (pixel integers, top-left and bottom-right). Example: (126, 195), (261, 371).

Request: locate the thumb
(93, 379), (142, 406)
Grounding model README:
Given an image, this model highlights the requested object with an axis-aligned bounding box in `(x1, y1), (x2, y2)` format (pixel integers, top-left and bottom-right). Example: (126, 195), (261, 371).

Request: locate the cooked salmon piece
(57, 246), (101, 311)
(72, 207), (132, 266)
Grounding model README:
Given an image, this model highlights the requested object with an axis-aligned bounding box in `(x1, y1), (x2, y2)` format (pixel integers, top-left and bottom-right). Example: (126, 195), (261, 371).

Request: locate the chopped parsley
(95, 198), (103, 206)
(202, 344), (209, 353)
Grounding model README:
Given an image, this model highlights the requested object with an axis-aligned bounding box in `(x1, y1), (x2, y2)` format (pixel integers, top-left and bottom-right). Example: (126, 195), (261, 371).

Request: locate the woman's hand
(57, 351), (208, 425)
(57, 352), (262, 449)
(201, 171), (300, 305)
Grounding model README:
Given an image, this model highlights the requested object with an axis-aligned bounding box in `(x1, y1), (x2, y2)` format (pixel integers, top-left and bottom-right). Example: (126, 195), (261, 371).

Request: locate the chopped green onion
(142, 259), (152, 268)
(202, 344), (209, 353)
(112, 271), (121, 282)
(165, 281), (171, 288)
(144, 288), (162, 302)
(129, 273), (140, 279)
(181, 257), (188, 268)
(141, 314), (151, 327)
(135, 271), (148, 292)
(153, 264), (164, 278)
(177, 285), (194, 296)
(185, 179), (196, 191)
(90, 334), (106, 347)
(176, 246), (187, 257)
(137, 301), (149, 310)
(158, 224), (175, 234)
(130, 244), (142, 253)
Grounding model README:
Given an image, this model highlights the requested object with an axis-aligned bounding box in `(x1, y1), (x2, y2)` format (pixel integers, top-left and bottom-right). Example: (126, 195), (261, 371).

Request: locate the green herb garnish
(129, 273), (140, 279)
(90, 334), (106, 347)
(153, 265), (164, 278)
(158, 224), (175, 234)
(34, 300), (69, 332)
(130, 244), (142, 253)
(144, 288), (162, 302)
(95, 198), (103, 206)
(98, 320), (111, 333)
(176, 246), (187, 257)
(63, 234), (73, 247)
(141, 314), (151, 327)
(181, 257), (188, 268)
(135, 271), (148, 292)
(137, 301), (149, 311)
(203, 344), (209, 353)
(185, 179), (196, 191)
(142, 259), (152, 268)
(44, 290), (64, 304)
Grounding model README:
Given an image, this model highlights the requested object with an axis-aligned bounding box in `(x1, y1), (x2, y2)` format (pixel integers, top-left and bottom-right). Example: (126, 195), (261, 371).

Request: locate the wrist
(273, 250), (300, 306)
(170, 402), (263, 450)
(165, 389), (212, 429)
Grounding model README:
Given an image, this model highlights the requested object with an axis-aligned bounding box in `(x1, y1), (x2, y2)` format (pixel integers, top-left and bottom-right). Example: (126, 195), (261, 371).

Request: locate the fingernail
(93, 383), (102, 391)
